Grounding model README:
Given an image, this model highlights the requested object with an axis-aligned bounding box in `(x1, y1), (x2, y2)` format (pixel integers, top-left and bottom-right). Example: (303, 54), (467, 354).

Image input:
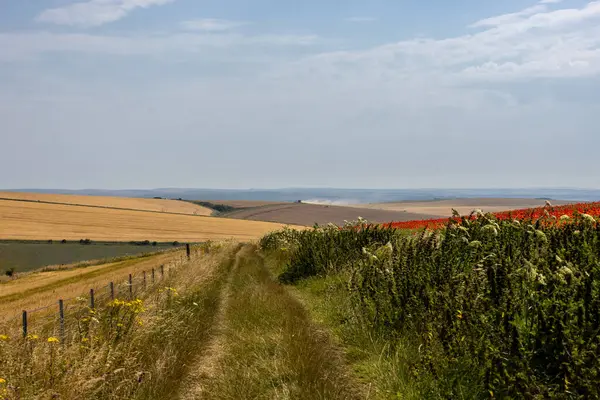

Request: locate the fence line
(1, 244), (197, 340)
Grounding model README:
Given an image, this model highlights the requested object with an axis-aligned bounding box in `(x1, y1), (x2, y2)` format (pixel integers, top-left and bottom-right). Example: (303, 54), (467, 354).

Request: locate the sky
(1, 0), (600, 189)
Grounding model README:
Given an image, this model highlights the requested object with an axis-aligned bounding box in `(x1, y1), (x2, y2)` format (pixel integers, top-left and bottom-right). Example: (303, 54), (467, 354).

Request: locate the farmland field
(222, 202), (438, 226)
(0, 199), (294, 242)
(0, 241), (175, 274)
(0, 191), (212, 216)
(347, 197), (573, 217)
(3, 202), (600, 399)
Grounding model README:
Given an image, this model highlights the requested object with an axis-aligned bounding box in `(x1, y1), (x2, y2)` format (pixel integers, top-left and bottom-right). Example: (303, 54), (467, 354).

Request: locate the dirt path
(177, 245), (364, 399)
(177, 247), (243, 399)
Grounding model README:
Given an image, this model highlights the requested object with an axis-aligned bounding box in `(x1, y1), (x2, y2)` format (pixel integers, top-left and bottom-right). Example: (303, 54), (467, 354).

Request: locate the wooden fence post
(129, 274), (133, 299)
(22, 310), (28, 339)
(143, 271), (147, 289)
(110, 282), (115, 300)
(160, 265), (164, 280)
(90, 289), (95, 309)
(186, 243), (191, 260)
(59, 300), (65, 343)
(152, 268), (155, 284)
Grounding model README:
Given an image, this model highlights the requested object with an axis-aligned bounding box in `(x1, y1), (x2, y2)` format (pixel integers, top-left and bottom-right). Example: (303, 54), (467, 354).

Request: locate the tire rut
(176, 246), (244, 399)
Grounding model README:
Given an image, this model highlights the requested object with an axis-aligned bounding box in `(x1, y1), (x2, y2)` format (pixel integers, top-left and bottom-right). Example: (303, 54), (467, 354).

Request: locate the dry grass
(349, 198), (574, 218)
(0, 199), (296, 242)
(0, 243), (238, 399)
(0, 251), (185, 319)
(181, 245), (364, 399)
(0, 191), (212, 216)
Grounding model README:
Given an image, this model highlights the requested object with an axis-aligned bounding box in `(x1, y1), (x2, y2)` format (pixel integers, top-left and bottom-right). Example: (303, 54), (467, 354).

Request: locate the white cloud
(36, 0), (175, 27)
(285, 1), (600, 82)
(180, 19), (247, 32)
(470, 5), (547, 28)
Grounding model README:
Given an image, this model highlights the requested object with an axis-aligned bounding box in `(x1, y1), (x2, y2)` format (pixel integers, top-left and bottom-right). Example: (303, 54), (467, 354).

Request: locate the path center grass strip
(182, 245), (363, 400)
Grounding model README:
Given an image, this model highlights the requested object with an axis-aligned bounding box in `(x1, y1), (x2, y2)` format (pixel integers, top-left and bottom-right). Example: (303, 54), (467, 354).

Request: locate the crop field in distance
(220, 202), (440, 226)
(0, 191), (212, 216)
(348, 197), (573, 217)
(0, 199), (295, 242)
(0, 241), (175, 274)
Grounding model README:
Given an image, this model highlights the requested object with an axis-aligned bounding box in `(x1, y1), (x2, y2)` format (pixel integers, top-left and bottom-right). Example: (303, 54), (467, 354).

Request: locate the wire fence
(0, 244), (197, 342)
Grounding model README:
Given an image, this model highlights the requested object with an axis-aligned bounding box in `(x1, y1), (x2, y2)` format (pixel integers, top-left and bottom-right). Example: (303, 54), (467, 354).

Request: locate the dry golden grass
(0, 199), (296, 242)
(0, 251), (185, 319)
(0, 244), (237, 399)
(0, 191), (212, 216)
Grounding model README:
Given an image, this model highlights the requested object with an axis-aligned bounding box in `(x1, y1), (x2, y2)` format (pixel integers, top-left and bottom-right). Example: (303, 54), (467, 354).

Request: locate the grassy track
(179, 245), (363, 399)
(1, 243), (365, 399)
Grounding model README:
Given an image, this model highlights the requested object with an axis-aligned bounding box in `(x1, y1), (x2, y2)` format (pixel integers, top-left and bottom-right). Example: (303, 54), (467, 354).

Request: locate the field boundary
(0, 246), (196, 341)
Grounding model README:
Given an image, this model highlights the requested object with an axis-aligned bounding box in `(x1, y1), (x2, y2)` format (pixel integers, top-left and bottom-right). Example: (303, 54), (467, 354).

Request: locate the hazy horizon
(4, 187), (600, 203)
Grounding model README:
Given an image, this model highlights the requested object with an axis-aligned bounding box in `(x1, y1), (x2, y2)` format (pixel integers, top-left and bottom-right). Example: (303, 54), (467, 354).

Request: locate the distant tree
(5, 268), (15, 278)
(61, 239), (67, 244)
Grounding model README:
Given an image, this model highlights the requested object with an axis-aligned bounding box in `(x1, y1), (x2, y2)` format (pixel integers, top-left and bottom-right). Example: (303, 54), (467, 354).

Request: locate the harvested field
(0, 191), (212, 216)
(0, 199), (294, 242)
(348, 198), (574, 218)
(222, 202), (438, 226)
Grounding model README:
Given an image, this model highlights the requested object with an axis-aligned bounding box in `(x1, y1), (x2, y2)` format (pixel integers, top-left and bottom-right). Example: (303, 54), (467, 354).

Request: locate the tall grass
(0, 242), (238, 399)
(191, 245), (363, 400)
(263, 213), (600, 398)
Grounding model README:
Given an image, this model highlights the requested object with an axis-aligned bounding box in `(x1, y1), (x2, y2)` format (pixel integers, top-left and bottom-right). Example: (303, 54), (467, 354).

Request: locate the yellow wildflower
(0, 334), (9, 342)
(0, 378), (5, 384)
(26, 334), (39, 341)
(81, 338), (89, 343)
(47, 337), (59, 344)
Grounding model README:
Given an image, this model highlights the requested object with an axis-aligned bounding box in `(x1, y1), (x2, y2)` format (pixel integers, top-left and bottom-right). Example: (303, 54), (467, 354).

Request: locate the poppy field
(384, 201), (600, 230)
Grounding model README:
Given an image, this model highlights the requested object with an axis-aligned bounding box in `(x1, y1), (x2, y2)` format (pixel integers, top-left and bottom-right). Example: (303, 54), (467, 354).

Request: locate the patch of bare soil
(222, 203), (438, 226)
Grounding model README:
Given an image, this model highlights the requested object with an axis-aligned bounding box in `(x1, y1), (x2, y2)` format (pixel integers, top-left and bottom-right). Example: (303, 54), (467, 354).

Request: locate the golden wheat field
(0, 191), (212, 216)
(0, 251), (184, 319)
(0, 199), (293, 242)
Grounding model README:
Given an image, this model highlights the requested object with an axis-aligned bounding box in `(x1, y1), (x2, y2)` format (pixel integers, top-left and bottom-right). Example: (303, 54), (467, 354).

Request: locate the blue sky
(1, 0), (599, 189)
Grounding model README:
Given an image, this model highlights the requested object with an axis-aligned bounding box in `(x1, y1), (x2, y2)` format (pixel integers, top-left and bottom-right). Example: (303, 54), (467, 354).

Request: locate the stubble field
(0, 191), (212, 216)
(0, 199), (293, 242)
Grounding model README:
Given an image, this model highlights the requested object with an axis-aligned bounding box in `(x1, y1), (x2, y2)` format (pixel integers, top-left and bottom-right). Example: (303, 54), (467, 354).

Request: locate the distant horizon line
(4, 187), (600, 192)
